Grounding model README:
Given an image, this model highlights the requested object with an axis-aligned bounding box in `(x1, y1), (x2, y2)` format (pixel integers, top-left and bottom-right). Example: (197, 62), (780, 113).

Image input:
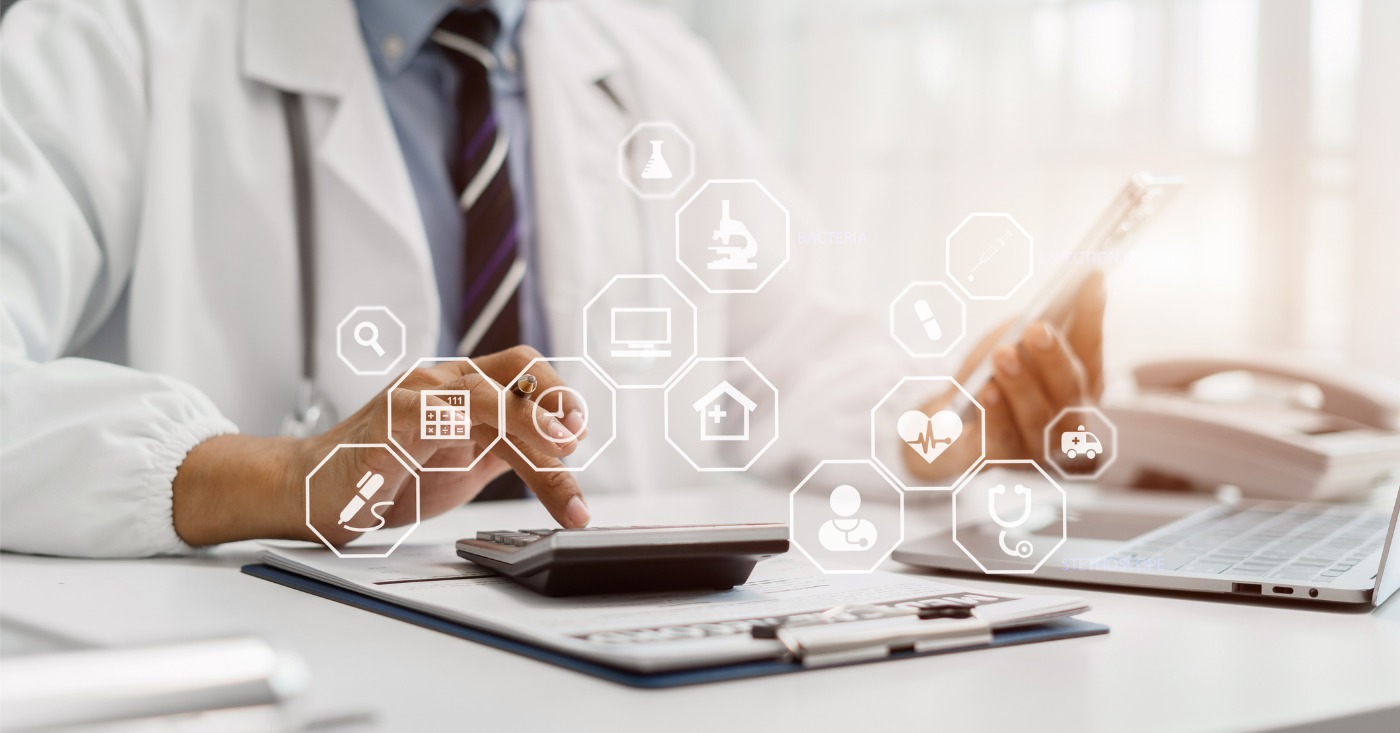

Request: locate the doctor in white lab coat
(0, 0), (1104, 558)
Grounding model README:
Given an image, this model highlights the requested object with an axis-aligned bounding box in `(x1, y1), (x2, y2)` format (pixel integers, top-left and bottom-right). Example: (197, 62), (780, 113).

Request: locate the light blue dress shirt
(354, 0), (547, 357)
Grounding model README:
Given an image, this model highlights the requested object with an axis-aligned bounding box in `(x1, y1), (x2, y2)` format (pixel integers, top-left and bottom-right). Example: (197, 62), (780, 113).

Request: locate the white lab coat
(0, 0), (918, 557)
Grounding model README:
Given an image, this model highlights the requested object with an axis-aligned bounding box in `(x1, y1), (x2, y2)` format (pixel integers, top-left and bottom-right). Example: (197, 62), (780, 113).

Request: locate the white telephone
(1102, 354), (1400, 500)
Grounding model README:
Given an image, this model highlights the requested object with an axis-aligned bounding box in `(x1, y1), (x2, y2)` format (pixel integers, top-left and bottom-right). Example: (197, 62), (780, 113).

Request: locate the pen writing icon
(339, 470), (393, 533)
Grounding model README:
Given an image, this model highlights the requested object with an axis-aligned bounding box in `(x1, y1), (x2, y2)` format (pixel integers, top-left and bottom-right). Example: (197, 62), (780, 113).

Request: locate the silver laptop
(894, 488), (1400, 606)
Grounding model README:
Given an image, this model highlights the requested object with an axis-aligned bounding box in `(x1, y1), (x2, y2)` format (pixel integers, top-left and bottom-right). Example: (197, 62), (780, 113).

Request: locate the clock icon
(534, 386), (588, 444)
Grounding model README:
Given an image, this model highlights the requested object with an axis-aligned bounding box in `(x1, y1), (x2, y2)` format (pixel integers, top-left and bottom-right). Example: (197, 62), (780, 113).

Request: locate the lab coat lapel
(521, 2), (644, 357)
(243, 0), (437, 412)
(243, 0), (429, 258)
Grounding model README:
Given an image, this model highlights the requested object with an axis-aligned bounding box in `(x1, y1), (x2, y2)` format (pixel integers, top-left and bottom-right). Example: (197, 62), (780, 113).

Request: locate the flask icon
(640, 140), (673, 180)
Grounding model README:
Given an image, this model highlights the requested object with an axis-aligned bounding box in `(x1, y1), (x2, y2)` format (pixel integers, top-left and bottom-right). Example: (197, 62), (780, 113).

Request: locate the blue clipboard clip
(751, 603), (992, 669)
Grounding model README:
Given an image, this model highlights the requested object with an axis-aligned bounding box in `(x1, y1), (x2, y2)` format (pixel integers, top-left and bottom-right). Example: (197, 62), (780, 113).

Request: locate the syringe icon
(968, 229), (1013, 282)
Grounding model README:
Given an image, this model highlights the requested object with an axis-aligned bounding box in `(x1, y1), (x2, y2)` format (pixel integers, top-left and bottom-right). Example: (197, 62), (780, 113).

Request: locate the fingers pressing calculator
(455, 524), (789, 597)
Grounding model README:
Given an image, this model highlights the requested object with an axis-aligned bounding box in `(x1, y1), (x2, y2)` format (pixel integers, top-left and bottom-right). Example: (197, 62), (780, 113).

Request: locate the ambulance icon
(1059, 425), (1105, 460)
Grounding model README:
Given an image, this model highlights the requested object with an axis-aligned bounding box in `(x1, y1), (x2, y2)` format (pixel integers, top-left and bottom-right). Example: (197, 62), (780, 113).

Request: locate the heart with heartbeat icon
(897, 409), (964, 463)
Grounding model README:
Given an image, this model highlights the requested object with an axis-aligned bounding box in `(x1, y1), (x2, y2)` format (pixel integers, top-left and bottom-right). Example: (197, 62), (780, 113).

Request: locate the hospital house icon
(692, 381), (757, 442)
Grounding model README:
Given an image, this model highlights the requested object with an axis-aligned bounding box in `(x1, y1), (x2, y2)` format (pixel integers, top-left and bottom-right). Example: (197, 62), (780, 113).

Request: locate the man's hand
(173, 346), (591, 547)
(904, 271), (1106, 480)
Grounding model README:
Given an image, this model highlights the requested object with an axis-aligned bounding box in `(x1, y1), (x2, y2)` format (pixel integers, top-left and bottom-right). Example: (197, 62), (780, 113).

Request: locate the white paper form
(260, 544), (1089, 673)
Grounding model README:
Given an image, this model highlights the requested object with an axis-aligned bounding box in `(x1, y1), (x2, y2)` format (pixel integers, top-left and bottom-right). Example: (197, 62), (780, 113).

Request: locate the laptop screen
(1372, 487), (1400, 607)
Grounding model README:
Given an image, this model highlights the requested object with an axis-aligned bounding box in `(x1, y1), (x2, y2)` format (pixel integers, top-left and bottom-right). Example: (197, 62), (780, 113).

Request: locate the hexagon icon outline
(616, 121), (696, 200)
(336, 306), (407, 376)
(789, 459), (905, 575)
(889, 281), (968, 358)
(951, 459), (1066, 575)
(386, 357), (502, 472)
(662, 356), (779, 472)
(305, 443), (419, 559)
(945, 213), (1034, 301)
(870, 376), (986, 491)
(502, 356), (618, 473)
(581, 274), (699, 390)
(1042, 405), (1120, 481)
(675, 178), (791, 294)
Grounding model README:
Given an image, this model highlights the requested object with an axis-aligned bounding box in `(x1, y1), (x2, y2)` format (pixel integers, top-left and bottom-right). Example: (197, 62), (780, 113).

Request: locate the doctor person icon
(818, 485), (879, 552)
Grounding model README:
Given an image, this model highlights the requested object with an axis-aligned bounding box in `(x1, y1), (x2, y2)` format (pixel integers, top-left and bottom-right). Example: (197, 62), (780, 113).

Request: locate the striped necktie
(433, 8), (522, 358)
(434, 9), (526, 500)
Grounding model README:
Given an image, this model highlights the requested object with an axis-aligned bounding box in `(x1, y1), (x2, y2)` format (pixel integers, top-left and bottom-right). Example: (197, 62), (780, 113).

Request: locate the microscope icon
(708, 200), (759, 270)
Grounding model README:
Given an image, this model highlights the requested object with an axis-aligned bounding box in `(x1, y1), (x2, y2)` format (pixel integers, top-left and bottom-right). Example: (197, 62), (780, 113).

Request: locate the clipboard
(243, 563), (1109, 689)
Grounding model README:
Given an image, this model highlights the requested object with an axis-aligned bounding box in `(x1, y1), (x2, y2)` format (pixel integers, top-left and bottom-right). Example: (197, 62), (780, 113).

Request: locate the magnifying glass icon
(354, 321), (386, 356)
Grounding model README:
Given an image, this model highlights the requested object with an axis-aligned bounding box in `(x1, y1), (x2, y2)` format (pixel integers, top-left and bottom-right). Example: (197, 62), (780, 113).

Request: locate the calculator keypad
(475, 526), (666, 547)
(475, 531), (547, 546)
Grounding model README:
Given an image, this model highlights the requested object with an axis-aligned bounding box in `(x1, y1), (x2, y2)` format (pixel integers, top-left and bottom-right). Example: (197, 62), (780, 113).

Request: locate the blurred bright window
(659, 0), (1400, 376)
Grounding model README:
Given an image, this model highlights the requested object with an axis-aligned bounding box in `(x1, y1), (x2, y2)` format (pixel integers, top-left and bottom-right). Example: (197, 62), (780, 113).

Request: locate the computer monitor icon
(610, 307), (672, 358)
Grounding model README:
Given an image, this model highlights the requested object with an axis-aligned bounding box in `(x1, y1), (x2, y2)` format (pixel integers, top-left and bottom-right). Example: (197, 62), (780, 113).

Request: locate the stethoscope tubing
(279, 90), (338, 436)
(988, 484), (1033, 529)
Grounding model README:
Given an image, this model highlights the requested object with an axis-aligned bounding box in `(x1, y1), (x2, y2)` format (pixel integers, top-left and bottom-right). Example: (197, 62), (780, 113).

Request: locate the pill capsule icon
(914, 299), (942, 341)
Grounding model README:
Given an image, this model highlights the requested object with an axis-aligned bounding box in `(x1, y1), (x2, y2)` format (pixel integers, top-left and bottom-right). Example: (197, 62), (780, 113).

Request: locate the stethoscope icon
(989, 483), (1034, 558)
(832, 520), (868, 549)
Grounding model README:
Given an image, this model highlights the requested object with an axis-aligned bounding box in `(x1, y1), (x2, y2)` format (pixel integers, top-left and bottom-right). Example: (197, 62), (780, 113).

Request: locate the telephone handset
(1133, 356), (1400, 431)
(1103, 354), (1400, 500)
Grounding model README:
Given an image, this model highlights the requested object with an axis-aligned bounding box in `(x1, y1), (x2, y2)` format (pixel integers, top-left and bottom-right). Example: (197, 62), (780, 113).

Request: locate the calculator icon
(421, 390), (470, 440)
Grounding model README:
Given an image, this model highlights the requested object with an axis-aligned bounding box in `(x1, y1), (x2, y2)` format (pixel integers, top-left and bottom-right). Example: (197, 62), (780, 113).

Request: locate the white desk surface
(2, 485), (1398, 733)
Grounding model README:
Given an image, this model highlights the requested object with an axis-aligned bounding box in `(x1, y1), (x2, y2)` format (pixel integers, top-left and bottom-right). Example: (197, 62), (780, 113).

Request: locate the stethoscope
(830, 518), (870, 549)
(273, 79), (656, 434)
(277, 91), (339, 438)
(989, 484), (1034, 558)
(271, 84), (525, 436)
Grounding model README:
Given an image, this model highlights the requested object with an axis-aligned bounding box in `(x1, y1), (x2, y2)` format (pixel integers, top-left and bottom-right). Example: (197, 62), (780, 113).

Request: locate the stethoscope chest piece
(280, 379), (339, 438)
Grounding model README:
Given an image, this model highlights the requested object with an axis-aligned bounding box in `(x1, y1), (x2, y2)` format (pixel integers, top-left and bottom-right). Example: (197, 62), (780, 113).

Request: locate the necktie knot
(437, 7), (502, 61)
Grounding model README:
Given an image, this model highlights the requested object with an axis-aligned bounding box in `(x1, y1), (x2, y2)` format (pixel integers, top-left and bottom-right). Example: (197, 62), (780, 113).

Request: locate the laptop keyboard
(1107, 502), (1388, 583)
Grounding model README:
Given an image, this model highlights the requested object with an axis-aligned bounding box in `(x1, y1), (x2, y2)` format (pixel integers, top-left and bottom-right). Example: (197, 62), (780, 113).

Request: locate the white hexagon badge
(675, 179), (790, 294)
(1042, 405), (1119, 481)
(502, 357), (617, 472)
(951, 459), (1066, 574)
(386, 357), (503, 473)
(790, 460), (904, 574)
(889, 281), (968, 358)
(336, 306), (407, 376)
(945, 213), (1033, 301)
(871, 376), (985, 491)
(617, 121), (695, 200)
(582, 274), (698, 389)
(305, 443), (419, 558)
(663, 357), (778, 472)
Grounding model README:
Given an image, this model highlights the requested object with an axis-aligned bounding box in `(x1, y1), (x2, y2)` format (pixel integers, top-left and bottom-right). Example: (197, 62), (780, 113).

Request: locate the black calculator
(455, 524), (789, 597)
